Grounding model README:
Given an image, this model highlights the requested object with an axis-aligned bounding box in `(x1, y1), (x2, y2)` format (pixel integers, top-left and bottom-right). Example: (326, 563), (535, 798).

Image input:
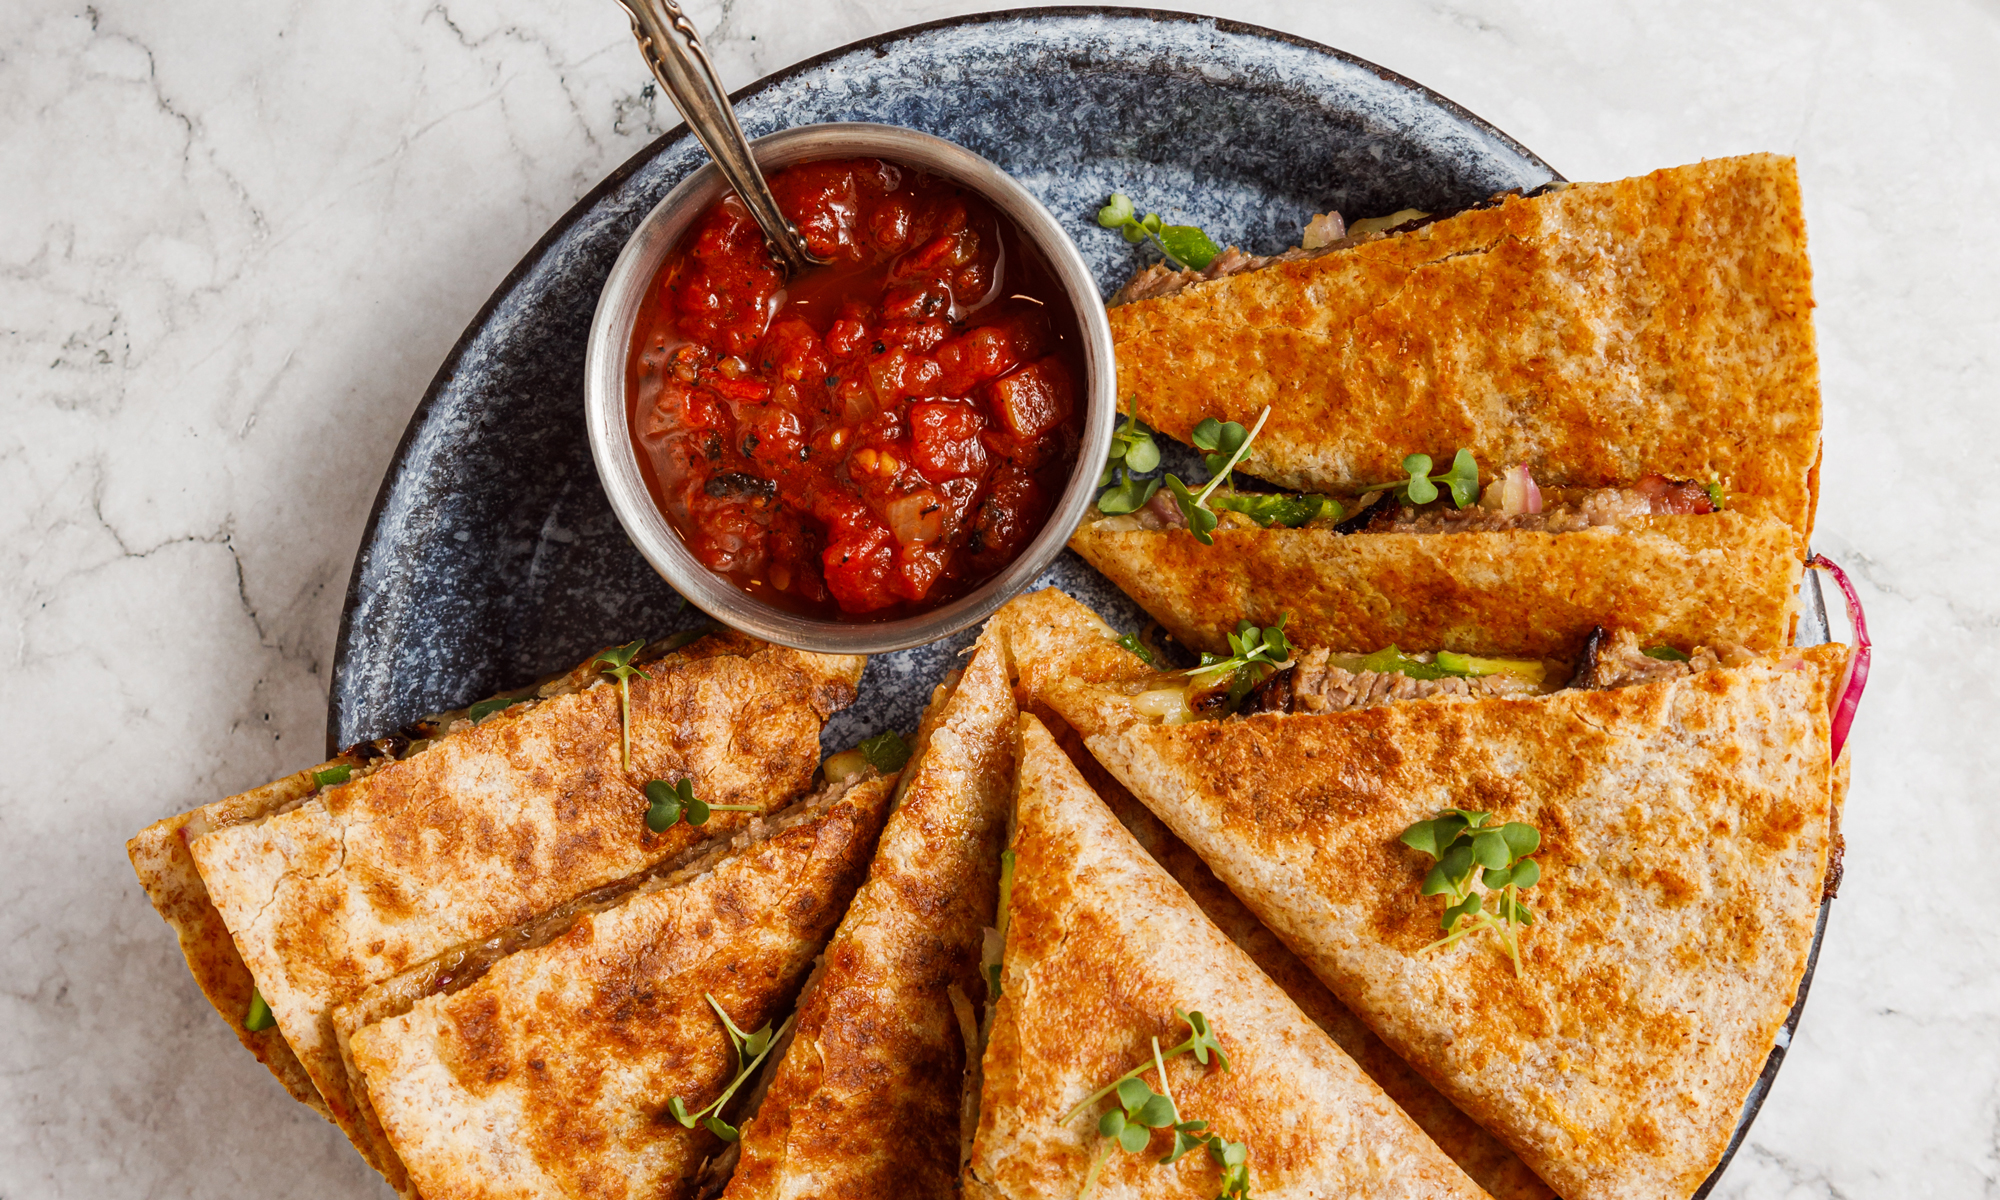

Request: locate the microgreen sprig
(1097, 194), (1222, 271)
(468, 694), (530, 722)
(1360, 450), (1481, 509)
(668, 993), (794, 1142)
(312, 765), (352, 788)
(1098, 394), (1165, 515)
(1185, 617), (1292, 710)
(594, 640), (652, 773)
(1400, 808), (1543, 975)
(1117, 633), (1157, 666)
(1161, 405), (1273, 545)
(1642, 645), (1691, 662)
(644, 778), (759, 833)
(1067, 1011), (1248, 1200)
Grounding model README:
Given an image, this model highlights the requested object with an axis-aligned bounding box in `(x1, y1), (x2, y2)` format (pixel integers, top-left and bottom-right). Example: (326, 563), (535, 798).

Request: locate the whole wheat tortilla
(188, 633), (862, 1169)
(964, 715), (1489, 1200)
(723, 630), (1017, 1200)
(1048, 647), (1842, 1200)
(346, 772), (894, 1200)
(1070, 509), (1800, 657)
(1111, 154), (1821, 550)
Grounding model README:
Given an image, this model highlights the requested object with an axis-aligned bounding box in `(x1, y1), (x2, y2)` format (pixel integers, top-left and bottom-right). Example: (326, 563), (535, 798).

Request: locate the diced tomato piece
(933, 325), (1020, 395)
(1634, 473), (1716, 515)
(893, 537), (951, 602)
(985, 357), (1073, 441)
(908, 400), (989, 480)
(823, 524), (897, 613)
(965, 465), (1046, 574)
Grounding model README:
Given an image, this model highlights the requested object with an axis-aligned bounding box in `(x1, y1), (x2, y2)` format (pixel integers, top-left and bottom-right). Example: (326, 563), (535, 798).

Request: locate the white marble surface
(1, 0), (1991, 1195)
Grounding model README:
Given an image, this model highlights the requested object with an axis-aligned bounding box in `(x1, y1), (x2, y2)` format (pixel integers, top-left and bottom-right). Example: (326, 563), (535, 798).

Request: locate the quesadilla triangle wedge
(1029, 710), (1554, 1200)
(1070, 504), (1802, 657)
(725, 629), (1018, 1200)
(1047, 640), (1845, 1200)
(183, 631), (862, 1169)
(1110, 154), (1822, 548)
(965, 715), (1490, 1200)
(342, 768), (896, 1200)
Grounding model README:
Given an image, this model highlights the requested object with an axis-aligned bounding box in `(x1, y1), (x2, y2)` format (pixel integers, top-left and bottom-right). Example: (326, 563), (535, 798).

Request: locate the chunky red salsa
(628, 157), (1084, 618)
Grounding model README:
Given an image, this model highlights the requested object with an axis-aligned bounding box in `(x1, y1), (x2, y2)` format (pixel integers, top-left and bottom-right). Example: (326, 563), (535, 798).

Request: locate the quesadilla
(965, 714), (1489, 1200)
(342, 767), (895, 1200)
(1107, 154), (1821, 547)
(1070, 503), (1800, 657)
(1030, 708), (1554, 1200)
(723, 630), (1017, 1200)
(1013, 591), (1845, 1200)
(171, 631), (861, 1170)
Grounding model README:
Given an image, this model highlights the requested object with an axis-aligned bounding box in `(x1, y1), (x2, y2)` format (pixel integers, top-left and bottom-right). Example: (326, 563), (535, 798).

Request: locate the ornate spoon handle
(615, 0), (823, 277)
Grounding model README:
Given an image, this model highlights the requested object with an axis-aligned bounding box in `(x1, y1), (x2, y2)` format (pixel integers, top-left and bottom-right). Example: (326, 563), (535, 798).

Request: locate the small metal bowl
(585, 123), (1115, 655)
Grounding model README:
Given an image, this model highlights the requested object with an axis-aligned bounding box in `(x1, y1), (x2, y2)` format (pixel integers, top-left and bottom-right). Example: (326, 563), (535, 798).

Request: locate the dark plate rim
(326, 9), (1812, 1195)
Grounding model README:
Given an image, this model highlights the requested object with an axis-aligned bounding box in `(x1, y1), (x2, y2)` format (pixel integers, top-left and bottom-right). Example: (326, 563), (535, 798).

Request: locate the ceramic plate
(327, 10), (1826, 1192)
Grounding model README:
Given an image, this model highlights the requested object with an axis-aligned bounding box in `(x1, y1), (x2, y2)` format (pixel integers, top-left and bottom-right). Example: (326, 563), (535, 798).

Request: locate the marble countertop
(3, 0), (1990, 1195)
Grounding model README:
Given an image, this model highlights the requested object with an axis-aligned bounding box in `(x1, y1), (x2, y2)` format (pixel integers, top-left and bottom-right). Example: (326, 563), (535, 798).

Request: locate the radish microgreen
(1097, 194), (1222, 270)
(594, 640), (651, 772)
(643, 778), (759, 833)
(1098, 394), (1165, 515)
(1401, 809), (1543, 974)
(667, 993), (794, 1142)
(1160, 405), (1273, 544)
(1359, 450), (1481, 509)
(1186, 617), (1292, 709)
(1066, 1010), (1249, 1200)
(1117, 633), (1156, 666)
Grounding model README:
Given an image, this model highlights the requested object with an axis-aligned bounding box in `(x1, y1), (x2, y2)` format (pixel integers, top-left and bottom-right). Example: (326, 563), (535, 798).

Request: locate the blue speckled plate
(328, 9), (1815, 1192)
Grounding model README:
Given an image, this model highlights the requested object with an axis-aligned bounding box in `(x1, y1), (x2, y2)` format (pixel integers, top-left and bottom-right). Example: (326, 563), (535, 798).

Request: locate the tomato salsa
(627, 157), (1085, 619)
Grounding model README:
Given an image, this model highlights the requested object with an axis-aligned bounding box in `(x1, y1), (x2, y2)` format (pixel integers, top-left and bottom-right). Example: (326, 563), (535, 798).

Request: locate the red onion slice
(1808, 554), (1871, 763)
(1499, 464), (1543, 516)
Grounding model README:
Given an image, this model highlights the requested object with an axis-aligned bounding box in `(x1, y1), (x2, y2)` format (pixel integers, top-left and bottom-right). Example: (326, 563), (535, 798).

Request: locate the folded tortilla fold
(1111, 153), (1821, 548)
(964, 714), (1489, 1200)
(344, 770), (894, 1200)
(184, 631), (862, 1170)
(724, 630), (1017, 1200)
(1030, 707), (1554, 1200)
(1029, 605), (1843, 1200)
(1070, 510), (1799, 656)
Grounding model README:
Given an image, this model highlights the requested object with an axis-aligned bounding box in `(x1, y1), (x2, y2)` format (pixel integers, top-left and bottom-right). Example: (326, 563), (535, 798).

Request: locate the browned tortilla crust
(725, 634), (1018, 1200)
(1111, 154), (1821, 549)
(347, 774), (893, 1200)
(1034, 710), (1553, 1200)
(190, 633), (862, 1168)
(126, 765), (345, 1118)
(966, 716), (1488, 1200)
(1065, 650), (1843, 1200)
(1070, 509), (1799, 656)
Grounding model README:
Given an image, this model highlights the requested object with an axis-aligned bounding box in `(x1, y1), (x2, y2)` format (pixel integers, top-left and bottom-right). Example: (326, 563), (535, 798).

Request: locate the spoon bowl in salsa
(587, 123), (1114, 654)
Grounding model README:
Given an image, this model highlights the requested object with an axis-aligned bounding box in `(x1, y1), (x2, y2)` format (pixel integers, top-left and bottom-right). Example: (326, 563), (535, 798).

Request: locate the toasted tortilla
(1043, 637), (1842, 1200)
(1033, 709), (1553, 1200)
(1111, 154), (1821, 548)
(964, 715), (1488, 1200)
(188, 632), (862, 1169)
(725, 631), (1017, 1200)
(344, 770), (893, 1200)
(1070, 509), (1800, 656)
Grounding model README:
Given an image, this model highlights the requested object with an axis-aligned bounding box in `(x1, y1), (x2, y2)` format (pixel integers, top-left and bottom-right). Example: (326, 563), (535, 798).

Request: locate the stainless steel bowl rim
(586, 122), (1117, 655)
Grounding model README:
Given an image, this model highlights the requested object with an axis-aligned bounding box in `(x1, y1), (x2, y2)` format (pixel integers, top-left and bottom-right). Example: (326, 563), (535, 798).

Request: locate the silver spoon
(614, 0), (826, 278)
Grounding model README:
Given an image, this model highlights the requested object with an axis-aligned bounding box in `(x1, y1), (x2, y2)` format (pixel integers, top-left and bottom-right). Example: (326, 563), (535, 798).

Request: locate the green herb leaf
(1124, 434), (1160, 474)
(1191, 417), (1249, 476)
(1420, 862), (1455, 897)
(594, 639), (652, 773)
(1176, 1009), (1229, 1070)
(1470, 829), (1512, 870)
(313, 765), (352, 788)
(1158, 225), (1221, 270)
(468, 695), (530, 722)
(1136, 1092), (1179, 1128)
(1099, 1109), (1128, 1138)
(1401, 454), (1438, 505)
(704, 1115), (740, 1141)
(1643, 645), (1691, 662)
(1118, 1122), (1152, 1153)
(1499, 822), (1541, 859)
(1482, 865), (1514, 889)
(1509, 858), (1541, 891)
(1116, 1078), (1153, 1110)
(1097, 470), (1162, 515)
(1163, 474), (1220, 545)
(244, 989), (275, 1032)
(1400, 819), (1443, 858)
(669, 1096), (696, 1127)
(1441, 448), (1480, 508)
(1439, 840), (1476, 885)
(1117, 633), (1157, 666)
(859, 730), (912, 773)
